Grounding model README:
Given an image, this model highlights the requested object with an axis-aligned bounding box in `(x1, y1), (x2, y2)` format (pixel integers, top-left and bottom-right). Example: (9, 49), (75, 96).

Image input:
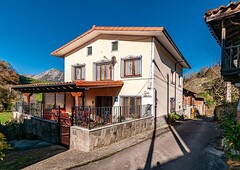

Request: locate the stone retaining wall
(70, 116), (154, 151)
(155, 115), (167, 128)
(24, 116), (59, 144)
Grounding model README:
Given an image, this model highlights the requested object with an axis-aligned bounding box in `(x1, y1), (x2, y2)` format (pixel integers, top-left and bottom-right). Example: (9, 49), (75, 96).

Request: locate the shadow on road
(139, 116), (225, 170)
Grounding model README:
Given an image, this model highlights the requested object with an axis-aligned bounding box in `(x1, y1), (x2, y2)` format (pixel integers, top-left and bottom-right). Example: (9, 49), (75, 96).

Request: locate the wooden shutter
(82, 64), (85, 80)
(71, 65), (75, 81)
(120, 59), (124, 78)
(93, 63), (96, 81)
(139, 57), (142, 76)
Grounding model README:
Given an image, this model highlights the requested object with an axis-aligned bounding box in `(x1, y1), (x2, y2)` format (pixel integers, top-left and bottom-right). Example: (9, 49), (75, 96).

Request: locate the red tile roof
(75, 80), (124, 88)
(51, 26), (164, 56)
(204, 1), (240, 21)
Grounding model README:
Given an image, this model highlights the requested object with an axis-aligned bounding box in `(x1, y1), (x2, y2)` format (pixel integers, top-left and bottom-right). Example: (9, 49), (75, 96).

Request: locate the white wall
(153, 38), (183, 117)
(64, 35), (154, 107)
(63, 34), (184, 116)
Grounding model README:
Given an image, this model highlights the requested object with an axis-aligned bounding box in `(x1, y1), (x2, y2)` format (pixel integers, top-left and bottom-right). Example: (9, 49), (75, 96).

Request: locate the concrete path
(23, 124), (169, 170)
(73, 118), (227, 170)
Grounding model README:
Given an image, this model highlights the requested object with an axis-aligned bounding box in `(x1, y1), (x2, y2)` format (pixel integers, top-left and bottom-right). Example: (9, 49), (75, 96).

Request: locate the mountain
(23, 68), (64, 82)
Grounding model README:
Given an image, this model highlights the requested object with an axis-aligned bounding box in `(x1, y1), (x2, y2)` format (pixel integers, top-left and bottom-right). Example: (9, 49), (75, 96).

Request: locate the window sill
(95, 79), (113, 81)
(122, 75), (142, 78)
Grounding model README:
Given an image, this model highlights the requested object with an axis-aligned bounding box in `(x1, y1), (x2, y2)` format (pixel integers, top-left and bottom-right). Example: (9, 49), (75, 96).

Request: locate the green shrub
(167, 113), (184, 124)
(220, 104), (240, 151)
(0, 133), (10, 160)
(0, 119), (26, 140)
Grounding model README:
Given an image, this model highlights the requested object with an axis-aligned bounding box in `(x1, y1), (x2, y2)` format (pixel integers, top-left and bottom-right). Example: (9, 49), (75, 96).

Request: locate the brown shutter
(71, 65), (75, 81)
(120, 59), (124, 78)
(93, 63), (96, 81)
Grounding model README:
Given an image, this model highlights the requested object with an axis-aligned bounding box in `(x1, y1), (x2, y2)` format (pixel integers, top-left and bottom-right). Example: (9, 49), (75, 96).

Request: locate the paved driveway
(74, 118), (226, 170)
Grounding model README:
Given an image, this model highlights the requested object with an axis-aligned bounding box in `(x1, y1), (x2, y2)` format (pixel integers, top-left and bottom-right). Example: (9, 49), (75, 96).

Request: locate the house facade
(51, 26), (190, 123)
(12, 26), (190, 149)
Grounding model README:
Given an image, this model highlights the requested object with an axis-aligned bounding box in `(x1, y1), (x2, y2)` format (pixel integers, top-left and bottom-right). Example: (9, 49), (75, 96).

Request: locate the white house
(12, 26), (190, 149)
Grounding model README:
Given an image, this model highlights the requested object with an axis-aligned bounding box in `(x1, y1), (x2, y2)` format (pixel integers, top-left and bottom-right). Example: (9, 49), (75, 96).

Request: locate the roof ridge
(51, 25), (164, 56)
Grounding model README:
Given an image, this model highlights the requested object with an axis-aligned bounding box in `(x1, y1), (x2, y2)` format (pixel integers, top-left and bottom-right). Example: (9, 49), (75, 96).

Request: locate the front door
(96, 96), (113, 107)
(96, 96), (113, 123)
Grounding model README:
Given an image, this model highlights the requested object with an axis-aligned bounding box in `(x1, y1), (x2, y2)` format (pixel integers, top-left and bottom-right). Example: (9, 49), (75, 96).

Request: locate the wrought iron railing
(14, 102), (152, 129)
(71, 104), (152, 129)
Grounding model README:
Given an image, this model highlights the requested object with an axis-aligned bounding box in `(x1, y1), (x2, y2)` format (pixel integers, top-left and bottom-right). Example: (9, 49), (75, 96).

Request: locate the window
(95, 62), (113, 81)
(121, 56), (142, 78)
(112, 41), (118, 51)
(44, 93), (65, 109)
(71, 64), (85, 81)
(121, 96), (141, 118)
(178, 75), (182, 87)
(171, 70), (175, 85)
(170, 97), (175, 112)
(87, 46), (92, 55)
(56, 93), (65, 108)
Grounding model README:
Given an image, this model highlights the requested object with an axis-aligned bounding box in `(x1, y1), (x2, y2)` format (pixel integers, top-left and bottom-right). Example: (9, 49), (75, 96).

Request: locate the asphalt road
(74, 118), (227, 170)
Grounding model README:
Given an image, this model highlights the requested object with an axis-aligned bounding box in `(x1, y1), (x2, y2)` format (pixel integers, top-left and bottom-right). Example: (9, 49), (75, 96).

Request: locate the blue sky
(0, 0), (230, 75)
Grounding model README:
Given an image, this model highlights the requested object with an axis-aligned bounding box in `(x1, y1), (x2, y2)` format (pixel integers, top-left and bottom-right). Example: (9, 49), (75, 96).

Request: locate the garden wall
(70, 116), (153, 152)
(0, 114), (59, 144)
(24, 116), (59, 144)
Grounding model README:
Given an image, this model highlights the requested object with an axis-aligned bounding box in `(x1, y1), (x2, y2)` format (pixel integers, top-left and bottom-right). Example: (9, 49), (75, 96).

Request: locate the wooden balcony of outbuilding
(204, 1), (240, 83)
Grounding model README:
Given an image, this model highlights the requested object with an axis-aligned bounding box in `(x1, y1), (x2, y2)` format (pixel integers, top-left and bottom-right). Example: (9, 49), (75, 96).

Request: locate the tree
(0, 87), (14, 110)
(197, 67), (208, 78)
(0, 60), (19, 111)
(204, 77), (239, 106)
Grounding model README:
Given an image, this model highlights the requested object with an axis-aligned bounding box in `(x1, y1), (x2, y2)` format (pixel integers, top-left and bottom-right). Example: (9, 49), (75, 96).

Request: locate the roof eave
(161, 29), (191, 69)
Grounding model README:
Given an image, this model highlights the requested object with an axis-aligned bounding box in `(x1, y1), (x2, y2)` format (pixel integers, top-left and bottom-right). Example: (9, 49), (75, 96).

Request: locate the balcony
(222, 45), (240, 83)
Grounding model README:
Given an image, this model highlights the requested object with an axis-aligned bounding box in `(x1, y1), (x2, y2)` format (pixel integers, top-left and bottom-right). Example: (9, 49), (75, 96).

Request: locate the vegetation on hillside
(0, 60), (19, 111)
(184, 65), (239, 107)
(19, 75), (46, 84)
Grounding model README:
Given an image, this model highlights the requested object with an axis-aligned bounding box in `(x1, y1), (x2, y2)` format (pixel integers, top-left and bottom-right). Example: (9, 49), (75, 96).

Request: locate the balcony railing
(14, 102), (152, 129)
(71, 105), (152, 129)
(224, 45), (240, 70)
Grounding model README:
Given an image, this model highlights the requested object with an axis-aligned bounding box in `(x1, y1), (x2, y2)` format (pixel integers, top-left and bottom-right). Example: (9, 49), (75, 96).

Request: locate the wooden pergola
(11, 80), (124, 109)
(204, 1), (240, 83)
(11, 82), (85, 93)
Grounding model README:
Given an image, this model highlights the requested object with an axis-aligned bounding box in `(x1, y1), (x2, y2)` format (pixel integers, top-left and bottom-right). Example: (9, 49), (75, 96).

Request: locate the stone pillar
(226, 82), (231, 103)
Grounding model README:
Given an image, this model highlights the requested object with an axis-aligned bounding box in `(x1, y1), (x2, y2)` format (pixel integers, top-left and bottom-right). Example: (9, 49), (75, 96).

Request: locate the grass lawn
(0, 111), (13, 124)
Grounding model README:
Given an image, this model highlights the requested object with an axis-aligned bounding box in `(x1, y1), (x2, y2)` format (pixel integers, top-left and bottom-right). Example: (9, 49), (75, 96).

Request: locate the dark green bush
(220, 104), (240, 151)
(0, 119), (26, 140)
